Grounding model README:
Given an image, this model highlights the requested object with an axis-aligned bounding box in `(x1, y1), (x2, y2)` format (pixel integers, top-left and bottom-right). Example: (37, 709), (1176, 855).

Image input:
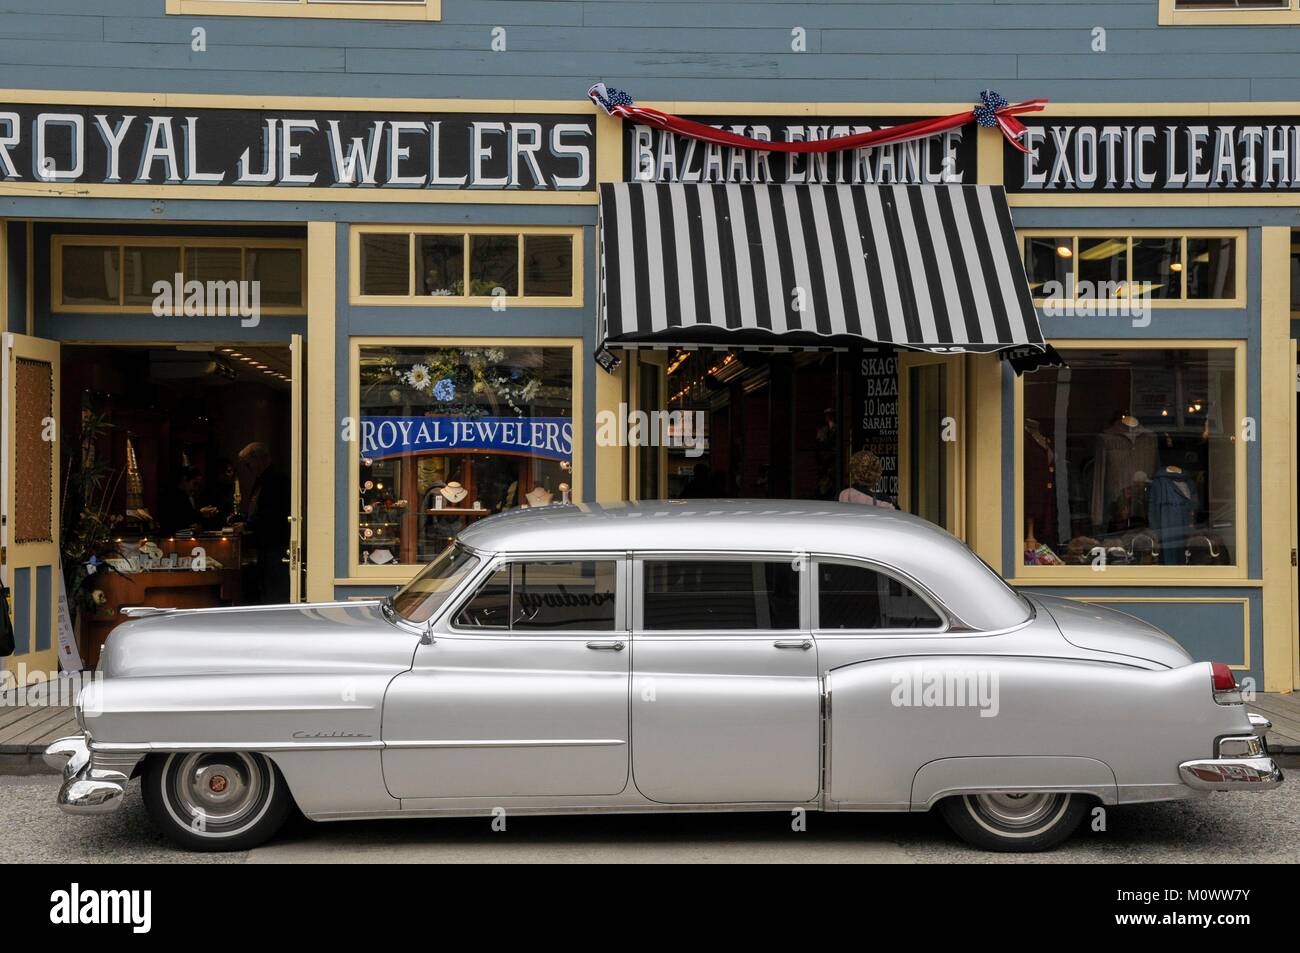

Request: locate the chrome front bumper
(44, 735), (128, 815)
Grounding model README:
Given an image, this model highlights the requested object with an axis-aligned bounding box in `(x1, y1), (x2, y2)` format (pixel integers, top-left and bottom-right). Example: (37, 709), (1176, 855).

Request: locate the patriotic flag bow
(588, 83), (1046, 156)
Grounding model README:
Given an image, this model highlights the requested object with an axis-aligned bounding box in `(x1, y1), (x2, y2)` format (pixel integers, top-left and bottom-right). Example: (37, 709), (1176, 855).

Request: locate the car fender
(825, 655), (1250, 809)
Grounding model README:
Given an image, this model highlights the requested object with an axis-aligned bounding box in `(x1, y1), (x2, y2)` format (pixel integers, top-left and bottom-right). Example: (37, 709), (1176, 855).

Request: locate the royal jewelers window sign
(1007, 118), (1300, 193)
(0, 104), (594, 190)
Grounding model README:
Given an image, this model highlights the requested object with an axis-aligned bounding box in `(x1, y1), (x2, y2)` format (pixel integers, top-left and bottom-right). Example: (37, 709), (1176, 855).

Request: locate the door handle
(773, 639), (812, 650)
(586, 640), (626, 651)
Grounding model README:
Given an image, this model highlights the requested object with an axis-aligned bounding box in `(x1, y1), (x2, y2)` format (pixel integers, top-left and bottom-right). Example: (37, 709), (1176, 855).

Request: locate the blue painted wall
(0, 1), (1299, 104)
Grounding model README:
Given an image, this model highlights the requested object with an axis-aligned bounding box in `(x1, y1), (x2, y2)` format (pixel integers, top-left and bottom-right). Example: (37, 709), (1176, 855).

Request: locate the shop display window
(54, 237), (306, 313)
(1021, 348), (1238, 568)
(353, 228), (578, 303)
(356, 344), (575, 567)
(1021, 233), (1240, 303)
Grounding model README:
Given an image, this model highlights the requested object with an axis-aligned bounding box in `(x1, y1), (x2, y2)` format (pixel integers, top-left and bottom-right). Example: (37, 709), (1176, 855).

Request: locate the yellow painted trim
(51, 234), (308, 315)
(1292, 340), (1299, 689)
(167, 0), (441, 20)
(1013, 338), (1249, 584)
(1018, 229), (1248, 310)
(1012, 578), (1263, 588)
(594, 357), (627, 504)
(966, 353), (1003, 568)
(1260, 227), (1294, 691)
(345, 335), (584, 583)
(304, 223), (336, 603)
(1159, 0), (1299, 26)
(1066, 595), (1252, 671)
(348, 225), (584, 308)
(976, 126), (1004, 188)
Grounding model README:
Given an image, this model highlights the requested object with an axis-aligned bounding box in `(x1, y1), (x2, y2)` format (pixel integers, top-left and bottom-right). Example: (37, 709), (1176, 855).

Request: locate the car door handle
(773, 639), (813, 650)
(586, 640), (626, 651)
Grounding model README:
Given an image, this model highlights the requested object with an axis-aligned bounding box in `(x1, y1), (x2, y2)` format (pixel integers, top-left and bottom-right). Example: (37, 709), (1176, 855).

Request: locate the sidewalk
(2, 694), (1297, 775)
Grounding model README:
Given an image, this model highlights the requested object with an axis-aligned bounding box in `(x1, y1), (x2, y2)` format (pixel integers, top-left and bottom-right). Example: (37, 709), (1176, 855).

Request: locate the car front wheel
(939, 791), (1088, 852)
(143, 752), (292, 851)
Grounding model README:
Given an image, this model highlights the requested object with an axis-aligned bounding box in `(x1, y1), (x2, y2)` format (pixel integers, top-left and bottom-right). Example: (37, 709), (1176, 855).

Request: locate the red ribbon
(591, 87), (1047, 156)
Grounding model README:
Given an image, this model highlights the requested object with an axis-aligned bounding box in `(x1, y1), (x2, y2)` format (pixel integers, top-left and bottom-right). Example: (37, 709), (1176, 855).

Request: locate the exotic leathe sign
(1006, 117), (1300, 193)
(625, 115), (976, 185)
(0, 103), (595, 191)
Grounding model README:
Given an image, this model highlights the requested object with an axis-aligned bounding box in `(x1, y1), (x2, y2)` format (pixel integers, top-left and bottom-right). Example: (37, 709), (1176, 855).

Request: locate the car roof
(457, 500), (1030, 631)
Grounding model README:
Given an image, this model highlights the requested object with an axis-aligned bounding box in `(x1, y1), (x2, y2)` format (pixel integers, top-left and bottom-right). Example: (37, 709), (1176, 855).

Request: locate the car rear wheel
(143, 752), (291, 851)
(939, 791), (1087, 852)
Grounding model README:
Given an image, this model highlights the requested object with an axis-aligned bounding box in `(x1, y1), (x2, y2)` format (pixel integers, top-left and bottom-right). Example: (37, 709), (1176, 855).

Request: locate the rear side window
(455, 560), (618, 632)
(642, 560), (800, 630)
(817, 562), (943, 630)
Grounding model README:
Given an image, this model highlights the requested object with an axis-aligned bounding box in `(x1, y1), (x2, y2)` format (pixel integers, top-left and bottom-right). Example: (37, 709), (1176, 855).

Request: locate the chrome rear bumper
(45, 735), (128, 815)
(1179, 756), (1284, 791)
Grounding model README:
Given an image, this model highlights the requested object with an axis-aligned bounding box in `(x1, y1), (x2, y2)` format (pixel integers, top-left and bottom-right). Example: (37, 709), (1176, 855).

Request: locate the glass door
(898, 353), (965, 537)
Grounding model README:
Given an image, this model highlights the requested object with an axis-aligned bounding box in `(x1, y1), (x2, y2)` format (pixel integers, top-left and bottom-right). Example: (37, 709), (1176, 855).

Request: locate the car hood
(98, 602), (419, 678)
(1029, 594), (1193, 669)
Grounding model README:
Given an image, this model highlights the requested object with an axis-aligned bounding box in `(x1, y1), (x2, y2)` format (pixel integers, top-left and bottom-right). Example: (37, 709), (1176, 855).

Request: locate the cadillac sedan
(47, 501), (1281, 852)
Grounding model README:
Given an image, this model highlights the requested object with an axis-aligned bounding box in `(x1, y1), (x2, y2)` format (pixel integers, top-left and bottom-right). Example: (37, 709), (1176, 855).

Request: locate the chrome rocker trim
(1178, 756), (1283, 791)
(45, 735), (129, 816)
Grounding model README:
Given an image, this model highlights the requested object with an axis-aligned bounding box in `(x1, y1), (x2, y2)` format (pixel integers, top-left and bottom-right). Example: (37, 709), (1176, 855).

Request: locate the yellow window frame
(52, 234), (308, 315)
(1159, 0), (1300, 25)
(345, 335), (585, 583)
(1013, 338), (1250, 584)
(349, 225), (584, 308)
(1018, 228), (1247, 310)
(165, 0), (441, 21)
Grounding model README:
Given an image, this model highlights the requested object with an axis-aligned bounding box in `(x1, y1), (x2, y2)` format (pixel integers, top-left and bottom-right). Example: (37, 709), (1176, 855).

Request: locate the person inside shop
(203, 456), (237, 529)
(159, 466), (220, 536)
(838, 449), (895, 509)
(232, 442), (291, 604)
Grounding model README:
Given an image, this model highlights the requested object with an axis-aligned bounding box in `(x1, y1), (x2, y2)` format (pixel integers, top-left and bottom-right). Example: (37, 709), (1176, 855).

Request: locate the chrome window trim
(441, 552), (629, 639)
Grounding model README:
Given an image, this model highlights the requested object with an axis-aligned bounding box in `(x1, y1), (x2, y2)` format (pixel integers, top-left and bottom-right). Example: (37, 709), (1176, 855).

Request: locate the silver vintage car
(47, 501), (1281, 852)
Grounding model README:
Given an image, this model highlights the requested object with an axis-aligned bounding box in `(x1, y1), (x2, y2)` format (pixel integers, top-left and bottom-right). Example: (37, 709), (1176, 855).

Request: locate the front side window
(356, 344), (575, 567)
(456, 561), (618, 632)
(391, 544), (480, 624)
(1021, 348), (1238, 568)
(817, 562), (943, 630)
(642, 560), (800, 631)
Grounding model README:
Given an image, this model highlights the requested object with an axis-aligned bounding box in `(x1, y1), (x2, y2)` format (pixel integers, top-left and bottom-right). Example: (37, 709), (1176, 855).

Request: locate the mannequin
(440, 481), (468, 506)
(524, 485), (554, 508)
(1090, 412), (1156, 530)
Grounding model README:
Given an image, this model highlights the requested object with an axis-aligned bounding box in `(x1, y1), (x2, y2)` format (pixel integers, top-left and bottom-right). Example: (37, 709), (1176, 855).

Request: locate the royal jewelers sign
(362, 416), (573, 463)
(626, 115), (976, 184)
(0, 103), (595, 190)
(1007, 117), (1300, 193)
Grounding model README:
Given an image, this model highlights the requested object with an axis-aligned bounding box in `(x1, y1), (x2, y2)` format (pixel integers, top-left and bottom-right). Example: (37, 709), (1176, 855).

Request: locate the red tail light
(1210, 662), (1237, 693)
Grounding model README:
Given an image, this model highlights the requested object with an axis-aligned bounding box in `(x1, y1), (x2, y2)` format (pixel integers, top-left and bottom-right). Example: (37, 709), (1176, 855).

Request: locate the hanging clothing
(1090, 422), (1156, 530)
(1147, 467), (1196, 565)
(1023, 424), (1056, 543)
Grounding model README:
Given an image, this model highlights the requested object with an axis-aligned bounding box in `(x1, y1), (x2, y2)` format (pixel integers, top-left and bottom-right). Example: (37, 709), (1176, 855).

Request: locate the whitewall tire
(143, 752), (292, 851)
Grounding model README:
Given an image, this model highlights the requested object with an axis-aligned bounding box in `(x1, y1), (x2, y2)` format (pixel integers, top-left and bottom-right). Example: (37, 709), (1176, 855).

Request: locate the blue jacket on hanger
(1147, 467), (1196, 565)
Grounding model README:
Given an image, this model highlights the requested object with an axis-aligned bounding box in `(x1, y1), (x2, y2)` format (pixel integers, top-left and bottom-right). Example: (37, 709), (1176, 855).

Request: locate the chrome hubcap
(173, 753), (264, 830)
(971, 792), (1064, 829)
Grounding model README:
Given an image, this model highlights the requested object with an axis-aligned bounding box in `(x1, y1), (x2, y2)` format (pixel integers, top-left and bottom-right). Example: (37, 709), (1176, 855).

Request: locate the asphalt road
(4, 771), (1298, 864)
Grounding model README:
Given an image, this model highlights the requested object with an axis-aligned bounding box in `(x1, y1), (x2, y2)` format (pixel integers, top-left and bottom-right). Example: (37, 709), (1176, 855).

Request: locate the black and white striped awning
(598, 182), (1047, 358)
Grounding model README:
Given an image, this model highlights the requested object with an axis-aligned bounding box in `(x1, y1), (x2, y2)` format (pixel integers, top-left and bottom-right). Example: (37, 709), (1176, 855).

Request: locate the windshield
(391, 544), (481, 624)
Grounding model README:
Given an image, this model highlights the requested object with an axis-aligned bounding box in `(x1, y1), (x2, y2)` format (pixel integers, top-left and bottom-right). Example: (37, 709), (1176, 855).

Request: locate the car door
(381, 555), (630, 799)
(630, 554), (821, 804)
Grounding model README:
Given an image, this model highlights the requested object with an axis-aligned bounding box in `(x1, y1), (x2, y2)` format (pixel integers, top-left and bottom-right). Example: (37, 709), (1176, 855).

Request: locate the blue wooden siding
(1, 1), (1299, 103)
